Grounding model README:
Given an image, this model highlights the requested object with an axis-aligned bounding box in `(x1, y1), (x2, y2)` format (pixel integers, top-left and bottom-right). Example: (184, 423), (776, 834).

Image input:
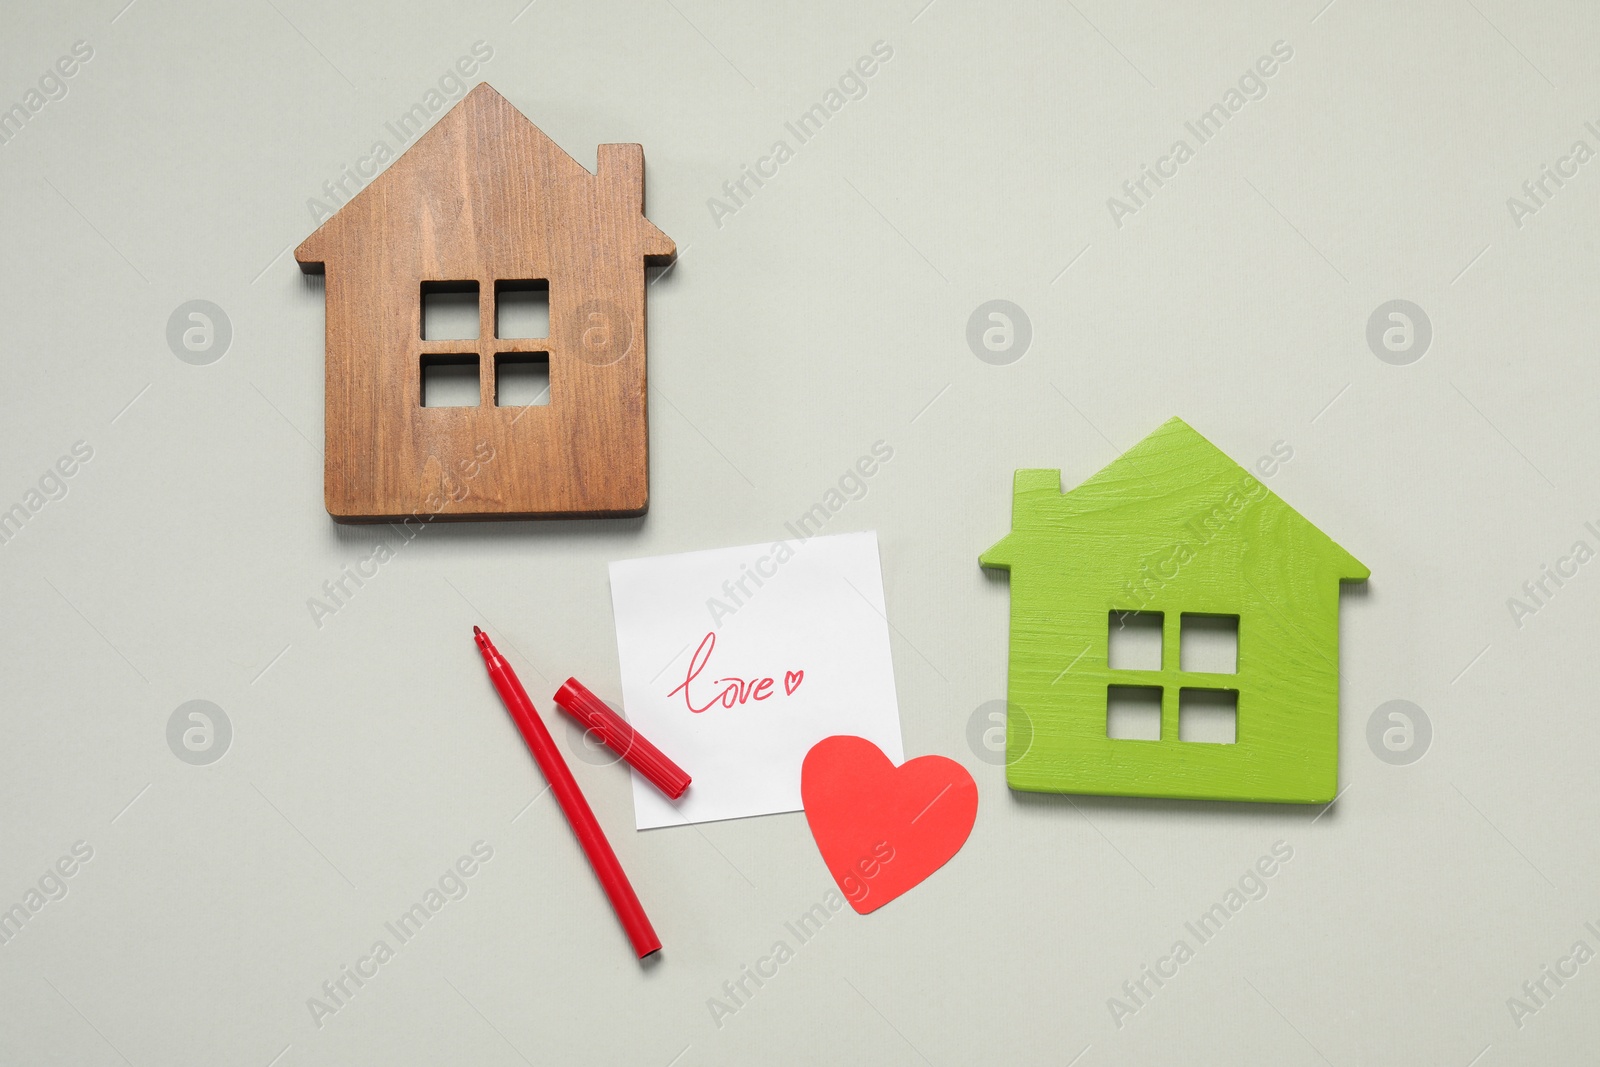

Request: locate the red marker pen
(473, 627), (660, 959)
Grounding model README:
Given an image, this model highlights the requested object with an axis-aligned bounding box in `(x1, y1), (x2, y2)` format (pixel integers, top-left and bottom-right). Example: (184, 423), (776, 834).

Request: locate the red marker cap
(553, 678), (692, 800)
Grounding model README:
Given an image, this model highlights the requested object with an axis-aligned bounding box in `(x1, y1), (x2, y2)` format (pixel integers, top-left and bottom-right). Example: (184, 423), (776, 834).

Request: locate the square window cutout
(496, 280), (549, 339)
(1108, 611), (1162, 671)
(421, 354), (480, 407)
(495, 353), (550, 407)
(1181, 614), (1239, 674)
(1179, 688), (1237, 744)
(421, 281), (479, 340)
(1107, 685), (1162, 740)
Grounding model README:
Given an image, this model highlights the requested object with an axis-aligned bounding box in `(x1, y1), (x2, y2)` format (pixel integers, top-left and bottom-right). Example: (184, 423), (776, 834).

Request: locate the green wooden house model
(980, 417), (1367, 804)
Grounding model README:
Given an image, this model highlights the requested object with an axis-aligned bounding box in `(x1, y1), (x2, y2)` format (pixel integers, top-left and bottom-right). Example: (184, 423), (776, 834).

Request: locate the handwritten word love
(668, 631), (804, 714)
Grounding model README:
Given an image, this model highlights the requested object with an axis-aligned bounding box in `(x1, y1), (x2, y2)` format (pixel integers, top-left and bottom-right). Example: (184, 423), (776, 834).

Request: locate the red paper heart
(784, 670), (804, 696)
(801, 735), (977, 915)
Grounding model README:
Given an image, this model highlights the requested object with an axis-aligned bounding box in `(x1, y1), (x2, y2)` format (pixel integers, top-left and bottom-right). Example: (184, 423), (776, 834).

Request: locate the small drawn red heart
(783, 670), (804, 696)
(801, 736), (978, 915)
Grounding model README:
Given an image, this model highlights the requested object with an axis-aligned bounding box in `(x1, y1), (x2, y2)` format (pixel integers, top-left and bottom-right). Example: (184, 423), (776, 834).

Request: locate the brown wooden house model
(296, 83), (675, 522)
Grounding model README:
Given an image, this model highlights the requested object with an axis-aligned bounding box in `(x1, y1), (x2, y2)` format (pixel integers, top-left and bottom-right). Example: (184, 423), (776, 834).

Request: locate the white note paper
(609, 531), (905, 830)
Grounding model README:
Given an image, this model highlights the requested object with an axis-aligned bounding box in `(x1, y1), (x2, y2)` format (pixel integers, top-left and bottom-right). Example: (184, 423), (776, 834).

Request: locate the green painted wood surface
(980, 417), (1368, 803)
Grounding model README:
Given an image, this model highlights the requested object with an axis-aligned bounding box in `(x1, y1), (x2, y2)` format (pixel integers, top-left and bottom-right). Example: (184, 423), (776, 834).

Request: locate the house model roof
(982, 416), (1368, 581)
(294, 82), (673, 269)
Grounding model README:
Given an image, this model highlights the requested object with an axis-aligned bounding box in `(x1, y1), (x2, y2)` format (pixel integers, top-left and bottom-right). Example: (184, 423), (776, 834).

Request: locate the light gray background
(0, 1), (1590, 1064)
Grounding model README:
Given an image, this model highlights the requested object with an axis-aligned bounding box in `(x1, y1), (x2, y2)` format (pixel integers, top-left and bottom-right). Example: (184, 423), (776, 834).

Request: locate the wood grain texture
(295, 83), (675, 522)
(981, 417), (1368, 803)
